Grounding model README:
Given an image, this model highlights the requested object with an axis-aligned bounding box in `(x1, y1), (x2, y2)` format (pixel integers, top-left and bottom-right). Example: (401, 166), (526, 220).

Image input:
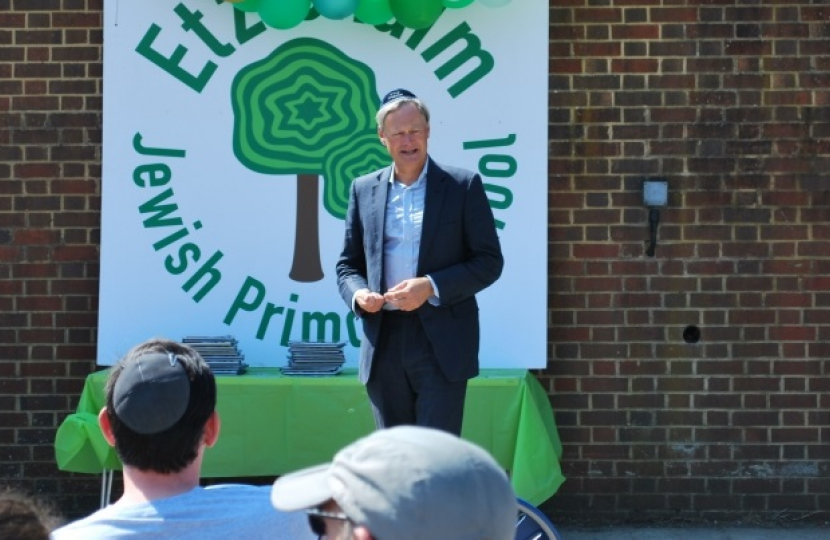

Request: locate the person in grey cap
(52, 338), (313, 540)
(271, 426), (517, 540)
(336, 89), (504, 435)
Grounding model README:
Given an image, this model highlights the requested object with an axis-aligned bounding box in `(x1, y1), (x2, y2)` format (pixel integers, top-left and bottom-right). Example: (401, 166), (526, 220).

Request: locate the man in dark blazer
(336, 89), (503, 435)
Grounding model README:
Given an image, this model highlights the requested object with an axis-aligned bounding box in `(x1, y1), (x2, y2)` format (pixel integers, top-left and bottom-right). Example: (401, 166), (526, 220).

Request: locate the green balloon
(389, 0), (443, 29)
(443, 0), (474, 7)
(233, 0), (262, 13)
(314, 0), (359, 20)
(258, 0), (311, 29)
(355, 0), (393, 25)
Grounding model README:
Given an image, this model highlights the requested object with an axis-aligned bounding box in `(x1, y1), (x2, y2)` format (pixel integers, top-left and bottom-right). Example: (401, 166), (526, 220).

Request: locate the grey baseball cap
(112, 352), (190, 435)
(271, 426), (517, 540)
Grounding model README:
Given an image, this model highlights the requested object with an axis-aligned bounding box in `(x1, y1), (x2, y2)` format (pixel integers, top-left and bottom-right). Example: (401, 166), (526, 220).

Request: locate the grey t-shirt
(51, 484), (314, 539)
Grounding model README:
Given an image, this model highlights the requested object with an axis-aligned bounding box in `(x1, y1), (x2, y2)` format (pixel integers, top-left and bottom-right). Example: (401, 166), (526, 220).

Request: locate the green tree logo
(232, 38), (389, 282)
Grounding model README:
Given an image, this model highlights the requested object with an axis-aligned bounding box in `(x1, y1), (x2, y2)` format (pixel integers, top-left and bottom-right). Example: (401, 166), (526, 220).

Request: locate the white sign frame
(98, 0), (548, 369)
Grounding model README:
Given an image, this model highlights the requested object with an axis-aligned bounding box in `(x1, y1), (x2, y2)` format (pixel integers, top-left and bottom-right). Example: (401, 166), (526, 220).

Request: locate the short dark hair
(105, 338), (216, 473)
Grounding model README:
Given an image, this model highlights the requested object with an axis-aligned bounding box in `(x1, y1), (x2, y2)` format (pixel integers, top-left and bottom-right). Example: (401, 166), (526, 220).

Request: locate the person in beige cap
(271, 425), (517, 540)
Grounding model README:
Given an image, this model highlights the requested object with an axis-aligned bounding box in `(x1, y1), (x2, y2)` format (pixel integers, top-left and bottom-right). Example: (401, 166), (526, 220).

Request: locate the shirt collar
(390, 158), (429, 187)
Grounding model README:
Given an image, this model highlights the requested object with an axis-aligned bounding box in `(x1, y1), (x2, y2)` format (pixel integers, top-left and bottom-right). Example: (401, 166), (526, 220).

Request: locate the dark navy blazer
(336, 158), (504, 384)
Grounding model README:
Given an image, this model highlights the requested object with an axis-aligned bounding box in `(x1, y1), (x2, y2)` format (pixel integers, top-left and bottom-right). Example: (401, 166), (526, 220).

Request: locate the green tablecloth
(55, 368), (564, 505)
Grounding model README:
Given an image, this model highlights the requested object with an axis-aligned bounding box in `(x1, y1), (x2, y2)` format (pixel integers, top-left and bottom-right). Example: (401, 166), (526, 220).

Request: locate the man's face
(379, 102), (430, 175)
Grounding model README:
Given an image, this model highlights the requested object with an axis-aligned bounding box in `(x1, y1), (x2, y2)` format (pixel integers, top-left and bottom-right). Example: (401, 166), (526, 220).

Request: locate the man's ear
(98, 407), (116, 446)
(203, 411), (221, 448)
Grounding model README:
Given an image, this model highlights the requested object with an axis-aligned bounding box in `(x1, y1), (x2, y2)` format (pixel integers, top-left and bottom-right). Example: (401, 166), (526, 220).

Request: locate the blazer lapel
(418, 158), (445, 274)
(370, 166), (392, 291)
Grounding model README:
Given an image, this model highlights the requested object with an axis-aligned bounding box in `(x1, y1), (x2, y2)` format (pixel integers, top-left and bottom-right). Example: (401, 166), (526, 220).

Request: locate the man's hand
(383, 277), (433, 311)
(355, 289), (385, 313)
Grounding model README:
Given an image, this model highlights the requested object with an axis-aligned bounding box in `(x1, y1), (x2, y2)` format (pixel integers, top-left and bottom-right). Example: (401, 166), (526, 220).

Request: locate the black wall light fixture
(643, 178), (668, 257)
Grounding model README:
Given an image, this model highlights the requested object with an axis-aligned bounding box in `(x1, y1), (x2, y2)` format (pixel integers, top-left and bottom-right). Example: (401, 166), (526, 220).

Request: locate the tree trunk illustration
(289, 173), (323, 282)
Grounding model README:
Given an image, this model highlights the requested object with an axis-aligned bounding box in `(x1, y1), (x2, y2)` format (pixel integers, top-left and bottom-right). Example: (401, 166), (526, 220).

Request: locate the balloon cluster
(226, 0), (512, 30)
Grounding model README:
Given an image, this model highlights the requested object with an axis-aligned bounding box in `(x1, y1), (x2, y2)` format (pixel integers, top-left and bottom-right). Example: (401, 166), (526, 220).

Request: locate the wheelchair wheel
(515, 497), (562, 540)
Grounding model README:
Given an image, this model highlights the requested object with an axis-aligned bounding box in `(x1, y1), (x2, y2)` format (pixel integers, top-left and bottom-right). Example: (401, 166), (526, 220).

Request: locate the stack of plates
(281, 341), (345, 376)
(182, 335), (247, 375)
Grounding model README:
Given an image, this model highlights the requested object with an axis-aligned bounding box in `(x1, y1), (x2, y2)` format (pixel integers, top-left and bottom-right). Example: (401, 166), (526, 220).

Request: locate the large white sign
(98, 0), (548, 369)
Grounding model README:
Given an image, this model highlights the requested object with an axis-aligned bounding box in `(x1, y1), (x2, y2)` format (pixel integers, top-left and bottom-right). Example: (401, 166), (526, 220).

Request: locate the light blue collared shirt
(383, 162), (439, 305)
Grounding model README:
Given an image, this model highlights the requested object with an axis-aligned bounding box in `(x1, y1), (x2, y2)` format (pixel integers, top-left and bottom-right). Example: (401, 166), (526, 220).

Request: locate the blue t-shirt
(51, 484), (314, 539)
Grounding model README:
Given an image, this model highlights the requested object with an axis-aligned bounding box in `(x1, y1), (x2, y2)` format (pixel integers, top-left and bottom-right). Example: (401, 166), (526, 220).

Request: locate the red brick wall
(1, 0), (104, 516)
(2, 0), (830, 525)
(542, 1), (830, 524)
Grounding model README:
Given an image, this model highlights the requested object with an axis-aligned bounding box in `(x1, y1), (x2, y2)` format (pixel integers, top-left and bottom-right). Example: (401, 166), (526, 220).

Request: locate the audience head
(103, 338), (216, 473)
(0, 488), (61, 540)
(271, 426), (517, 540)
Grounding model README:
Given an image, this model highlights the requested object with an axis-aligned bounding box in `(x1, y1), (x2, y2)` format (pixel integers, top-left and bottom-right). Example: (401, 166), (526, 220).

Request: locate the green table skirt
(55, 368), (565, 505)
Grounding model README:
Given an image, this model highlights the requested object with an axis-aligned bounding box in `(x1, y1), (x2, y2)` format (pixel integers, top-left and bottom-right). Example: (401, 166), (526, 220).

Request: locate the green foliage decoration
(232, 37), (388, 221)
